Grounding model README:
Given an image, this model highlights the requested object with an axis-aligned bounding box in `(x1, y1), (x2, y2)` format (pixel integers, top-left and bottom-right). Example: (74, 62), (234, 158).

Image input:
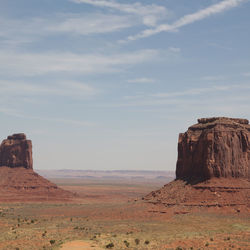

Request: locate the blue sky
(0, 0), (249, 171)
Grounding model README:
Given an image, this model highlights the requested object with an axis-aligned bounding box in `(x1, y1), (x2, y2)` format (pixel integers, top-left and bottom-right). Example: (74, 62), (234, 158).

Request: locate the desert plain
(0, 174), (249, 250)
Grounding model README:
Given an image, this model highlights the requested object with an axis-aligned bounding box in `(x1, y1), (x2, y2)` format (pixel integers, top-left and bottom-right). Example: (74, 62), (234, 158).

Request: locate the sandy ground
(0, 178), (249, 249)
(60, 240), (103, 250)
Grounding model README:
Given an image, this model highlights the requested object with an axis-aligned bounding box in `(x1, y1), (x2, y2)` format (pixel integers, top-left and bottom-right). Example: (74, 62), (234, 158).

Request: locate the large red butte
(176, 117), (250, 181)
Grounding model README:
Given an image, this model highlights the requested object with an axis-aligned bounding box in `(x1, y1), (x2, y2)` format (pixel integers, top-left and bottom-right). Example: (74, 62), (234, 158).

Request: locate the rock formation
(176, 117), (250, 181)
(0, 133), (33, 169)
(0, 133), (74, 202)
(144, 117), (250, 209)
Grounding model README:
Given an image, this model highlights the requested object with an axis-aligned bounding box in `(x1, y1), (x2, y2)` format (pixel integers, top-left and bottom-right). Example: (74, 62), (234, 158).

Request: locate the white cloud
(127, 78), (155, 84)
(0, 107), (95, 127)
(152, 85), (231, 98)
(71, 0), (168, 27)
(0, 80), (96, 97)
(201, 75), (226, 81)
(127, 0), (247, 40)
(0, 14), (134, 48)
(113, 84), (250, 107)
(0, 49), (159, 76)
(243, 72), (250, 76)
(169, 47), (181, 53)
(47, 14), (134, 35)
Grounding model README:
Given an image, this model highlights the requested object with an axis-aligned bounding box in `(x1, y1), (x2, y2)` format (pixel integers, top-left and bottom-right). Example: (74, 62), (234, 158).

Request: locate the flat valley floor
(0, 178), (249, 250)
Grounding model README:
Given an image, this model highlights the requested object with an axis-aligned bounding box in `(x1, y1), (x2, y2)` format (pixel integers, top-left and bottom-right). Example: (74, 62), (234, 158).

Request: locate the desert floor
(0, 178), (249, 250)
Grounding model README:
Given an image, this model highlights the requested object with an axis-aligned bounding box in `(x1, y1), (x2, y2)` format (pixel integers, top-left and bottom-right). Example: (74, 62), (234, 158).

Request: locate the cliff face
(0, 133), (33, 169)
(176, 117), (250, 181)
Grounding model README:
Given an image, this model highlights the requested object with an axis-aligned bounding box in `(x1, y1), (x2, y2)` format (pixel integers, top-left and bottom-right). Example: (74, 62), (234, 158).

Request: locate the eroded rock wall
(176, 117), (250, 180)
(0, 133), (33, 169)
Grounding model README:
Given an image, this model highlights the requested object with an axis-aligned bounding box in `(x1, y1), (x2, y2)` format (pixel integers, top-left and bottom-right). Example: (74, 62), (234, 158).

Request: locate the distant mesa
(0, 133), (74, 202)
(144, 117), (250, 209)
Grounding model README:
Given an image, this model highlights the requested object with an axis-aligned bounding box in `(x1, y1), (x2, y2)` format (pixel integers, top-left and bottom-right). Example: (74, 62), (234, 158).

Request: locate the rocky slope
(144, 117), (250, 208)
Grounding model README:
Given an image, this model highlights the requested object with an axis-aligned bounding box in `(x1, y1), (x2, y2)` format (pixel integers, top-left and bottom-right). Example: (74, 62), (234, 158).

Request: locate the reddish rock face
(176, 117), (250, 181)
(0, 133), (33, 169)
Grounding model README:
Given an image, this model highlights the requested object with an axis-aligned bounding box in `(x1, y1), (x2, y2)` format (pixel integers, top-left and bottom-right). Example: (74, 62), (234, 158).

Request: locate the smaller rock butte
(0, 133), (74, 202)
(0, 133), (33, 169)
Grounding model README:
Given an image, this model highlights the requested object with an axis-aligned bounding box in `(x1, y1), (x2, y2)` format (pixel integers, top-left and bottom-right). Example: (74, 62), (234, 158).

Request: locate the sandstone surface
(0, 133), (33, 169)
(176, 117), (250, 181)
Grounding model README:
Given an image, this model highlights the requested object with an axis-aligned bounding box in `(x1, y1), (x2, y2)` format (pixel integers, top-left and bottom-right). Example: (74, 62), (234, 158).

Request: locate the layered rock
(176, 117), (250, 181)
(0, 133), (33, 169)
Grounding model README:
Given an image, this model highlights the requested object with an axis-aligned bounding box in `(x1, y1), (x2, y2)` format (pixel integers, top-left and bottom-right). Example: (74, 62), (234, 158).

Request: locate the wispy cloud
(47, 14), (134, 35)
(0, 80), (97, 98)
(127, 0), (247, 41)
(152, 85), (231, 98)
(201, 75), (226, 81)
(127, 78), (155, 84)
(0, 14), (135, 49)
(71, 0), (168, 26)
(242, 72), (250, 77)
(113, 84), (250, 107)
(0, 107), (95, 127)
(0, 49), (159, 76)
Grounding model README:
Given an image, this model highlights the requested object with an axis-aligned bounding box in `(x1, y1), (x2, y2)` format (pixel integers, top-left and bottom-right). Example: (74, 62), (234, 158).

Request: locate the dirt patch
(60, 240), (103, 250)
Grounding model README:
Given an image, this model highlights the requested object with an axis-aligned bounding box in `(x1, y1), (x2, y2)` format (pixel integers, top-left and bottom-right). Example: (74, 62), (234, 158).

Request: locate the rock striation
(144, 117), (250, 209)
(0, 133), (74, 202)
(176, 117), (250, 181)
(0, 133), (33, 169)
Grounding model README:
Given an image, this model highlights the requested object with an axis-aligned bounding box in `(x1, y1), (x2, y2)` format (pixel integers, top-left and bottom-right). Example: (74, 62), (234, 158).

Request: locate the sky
(0, 0), (249, 171)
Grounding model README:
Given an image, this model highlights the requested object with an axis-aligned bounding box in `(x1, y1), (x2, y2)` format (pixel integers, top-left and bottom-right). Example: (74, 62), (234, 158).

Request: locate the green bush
(124, 240), (129, 247)
(106, 242), (114, 248)
(135, 238), (140, 245)
(50, 240), (56, 245)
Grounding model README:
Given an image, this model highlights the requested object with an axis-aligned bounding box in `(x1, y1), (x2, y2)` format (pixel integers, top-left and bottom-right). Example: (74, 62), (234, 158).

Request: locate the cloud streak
(71, 0), (168, 26)
(127, 78), (155, 84)
(0, 49), (159, 76)
(127, 0), (247, 40)
(0, 80), (97, 98)
(0, 107), (95, 127)
(47, 14), (134, 35)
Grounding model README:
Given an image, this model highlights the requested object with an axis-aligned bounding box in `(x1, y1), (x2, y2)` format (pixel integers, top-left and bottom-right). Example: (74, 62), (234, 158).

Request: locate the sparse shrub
(135, 238), (140, 245)
(31, 219), (34, 223)
(50, 240), (56, 245)
(106, 242), (114, 248)
(176, 247), (182, 250)
(124, 240), (129, 247)
(210, 237), (214, 241)
(205, 242), (209, 247)
(145, 240), (150, 245)
(70, 218), (73, 222)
